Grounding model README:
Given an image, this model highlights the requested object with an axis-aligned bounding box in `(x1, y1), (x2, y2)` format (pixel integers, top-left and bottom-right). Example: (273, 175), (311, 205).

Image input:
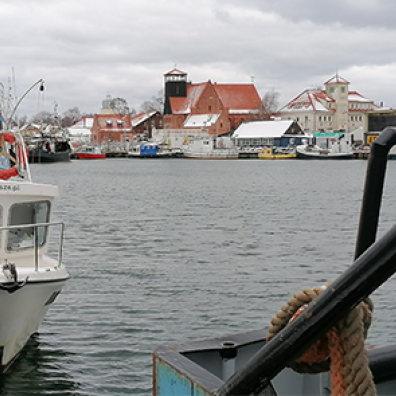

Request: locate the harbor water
(1, 158), (396, 395)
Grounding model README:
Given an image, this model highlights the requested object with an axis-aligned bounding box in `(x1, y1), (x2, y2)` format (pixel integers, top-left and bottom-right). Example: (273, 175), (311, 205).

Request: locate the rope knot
(267, 282), (376, 396)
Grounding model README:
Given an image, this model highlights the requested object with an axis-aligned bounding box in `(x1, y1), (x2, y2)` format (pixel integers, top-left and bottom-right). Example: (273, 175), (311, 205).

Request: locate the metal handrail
(1, 222), (65, 270)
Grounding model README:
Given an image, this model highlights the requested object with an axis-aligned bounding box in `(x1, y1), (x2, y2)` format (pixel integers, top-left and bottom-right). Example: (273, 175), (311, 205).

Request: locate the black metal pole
(216, 225), (396, 396)
(355, 127), (396, 259)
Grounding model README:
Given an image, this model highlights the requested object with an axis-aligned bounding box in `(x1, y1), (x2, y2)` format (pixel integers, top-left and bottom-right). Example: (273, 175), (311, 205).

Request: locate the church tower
(163, 68), (188, 115)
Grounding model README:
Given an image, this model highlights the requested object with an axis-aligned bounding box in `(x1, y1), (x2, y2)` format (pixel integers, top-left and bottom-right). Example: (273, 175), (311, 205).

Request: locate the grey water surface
(1, 158), (396, 396)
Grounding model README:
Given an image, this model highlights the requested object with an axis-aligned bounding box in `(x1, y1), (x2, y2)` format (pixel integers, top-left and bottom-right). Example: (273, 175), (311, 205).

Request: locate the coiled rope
(267, 283), (376, 396)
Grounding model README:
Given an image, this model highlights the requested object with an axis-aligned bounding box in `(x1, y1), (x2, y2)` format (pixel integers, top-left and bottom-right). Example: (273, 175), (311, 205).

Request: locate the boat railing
(215, 126), (396, 396)
(2, 221), (65, 271)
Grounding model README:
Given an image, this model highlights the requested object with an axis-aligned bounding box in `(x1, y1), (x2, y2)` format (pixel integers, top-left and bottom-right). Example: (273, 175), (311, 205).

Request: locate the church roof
(169, 81), (262, 115)
(214, 83), (262, 112)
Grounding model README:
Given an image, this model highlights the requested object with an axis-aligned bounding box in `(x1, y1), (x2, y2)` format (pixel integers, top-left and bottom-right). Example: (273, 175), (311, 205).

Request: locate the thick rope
(267, 283), (376, 396)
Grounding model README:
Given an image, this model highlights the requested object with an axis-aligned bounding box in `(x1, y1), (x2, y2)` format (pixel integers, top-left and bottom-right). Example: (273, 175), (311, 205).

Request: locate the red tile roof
(169, 81), (262, 115)
(214, 83), (262, 111)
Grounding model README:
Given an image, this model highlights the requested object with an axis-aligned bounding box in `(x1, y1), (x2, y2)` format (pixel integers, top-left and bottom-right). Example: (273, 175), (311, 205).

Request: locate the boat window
(7, 201), (51, 251)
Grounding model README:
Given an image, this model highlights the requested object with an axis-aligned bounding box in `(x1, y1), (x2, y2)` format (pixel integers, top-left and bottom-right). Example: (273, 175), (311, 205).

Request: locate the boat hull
(258, 153), (296, 160)
(183, 152), (239, 160)
(28, 150), (70, 163)
(153, 330), (396, 396)
(296, 145), (355, 160)
(0, 273), (68, 372)
(296, 151), (355, 159)
(76, 153), (106, 159)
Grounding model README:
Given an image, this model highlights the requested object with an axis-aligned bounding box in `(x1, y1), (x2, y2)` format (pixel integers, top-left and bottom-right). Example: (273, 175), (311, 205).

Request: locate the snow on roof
(280, 89), (332, 113)
(70, 117), (94, 129)
(184, 114), (220, 128)
(131, 111), (157, 127)
(348, 91), (372, 103)
(233, 120), (298, 139)
(324, 74), (350, 85)
(164, 68), (187, 76)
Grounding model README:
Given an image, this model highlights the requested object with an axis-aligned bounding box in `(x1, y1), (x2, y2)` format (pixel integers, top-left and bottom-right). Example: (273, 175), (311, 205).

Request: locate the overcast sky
(1, 0), (396, 119)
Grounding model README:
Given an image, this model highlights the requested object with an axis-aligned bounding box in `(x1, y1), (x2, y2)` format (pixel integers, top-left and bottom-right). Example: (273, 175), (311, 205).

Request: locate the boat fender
(267, 283), (376, 396)
(0, 133), (19, 179)
(1, 262), (27, 293)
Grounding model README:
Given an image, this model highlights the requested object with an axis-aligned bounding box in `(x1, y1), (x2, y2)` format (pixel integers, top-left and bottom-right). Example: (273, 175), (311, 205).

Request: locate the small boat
(153, 127), (396, 395)
(258, 146), (296, 160)
(128, 141), (174, 158)
(0, 79), (69, 372)
(296, 137), (354, 160)
(182, 136), (239, 159)
(76, 145), (106, 159)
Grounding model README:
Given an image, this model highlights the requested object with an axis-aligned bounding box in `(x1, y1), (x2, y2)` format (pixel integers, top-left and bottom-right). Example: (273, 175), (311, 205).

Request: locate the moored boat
(182, 136), (238, 159)
(153, 127), (396, 395)
(296, 137), (354, 159)
(128, 141), (174, 158)
(0, 79), (69, 372)
(76, 145), (106, 159)
(27, 135), (71, 163)
(258, 146), (296, 160)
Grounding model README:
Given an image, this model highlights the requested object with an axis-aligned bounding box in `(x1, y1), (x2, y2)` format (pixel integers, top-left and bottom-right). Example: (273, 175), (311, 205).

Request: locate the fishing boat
(258, 146), (296, 160)
(27, 134), (71, 163)
(296, 137), (354, 160)
(0, 79), (69, 372)
(182, 136), (239, 159)
(76, 145), (106, 159)
(153, 127), (396, 395)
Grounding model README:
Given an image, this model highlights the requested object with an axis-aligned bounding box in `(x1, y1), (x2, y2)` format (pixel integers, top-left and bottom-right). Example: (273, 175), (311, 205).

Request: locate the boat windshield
(7, 201), (51, 251)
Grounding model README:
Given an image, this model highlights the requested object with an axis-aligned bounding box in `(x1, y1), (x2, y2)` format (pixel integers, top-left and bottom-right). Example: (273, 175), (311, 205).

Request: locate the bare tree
(62, 107), (82, 127)
(30, 111), (54, 125)
(140, 89), (164, 113)
(109, 97), (129, 114)
(262, 88), (280, 115)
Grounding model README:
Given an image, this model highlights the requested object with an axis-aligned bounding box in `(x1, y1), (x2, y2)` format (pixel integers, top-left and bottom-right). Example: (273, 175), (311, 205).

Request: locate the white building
(233, 119), (306, 150)
(279, 74), (379, 133)
(67, 116), (93, 145)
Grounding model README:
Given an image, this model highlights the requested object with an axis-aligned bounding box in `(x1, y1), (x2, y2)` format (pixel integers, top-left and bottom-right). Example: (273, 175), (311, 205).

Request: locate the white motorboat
(182, 136), (239, 159)
(0, 79), (69, 372)
(296, 137), (355, 159)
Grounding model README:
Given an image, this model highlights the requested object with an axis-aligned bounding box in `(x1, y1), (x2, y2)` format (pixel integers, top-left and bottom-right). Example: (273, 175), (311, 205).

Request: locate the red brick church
(162, 69), (268, 136)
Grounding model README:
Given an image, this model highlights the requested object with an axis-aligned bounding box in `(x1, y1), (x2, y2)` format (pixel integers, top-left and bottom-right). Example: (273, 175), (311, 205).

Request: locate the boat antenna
(7, 79), (45, 128)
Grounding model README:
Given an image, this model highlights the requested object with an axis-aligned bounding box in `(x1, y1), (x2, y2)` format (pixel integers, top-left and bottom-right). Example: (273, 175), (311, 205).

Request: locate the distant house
(233, 120), (306, 149)
(162, 68), (268, 136)
(279, 74), (379, 133)
(131, 111), (163, 141)
(19, 123), (42, 138)
(91, 114), (132, 144)
(67, 116), (93, 145)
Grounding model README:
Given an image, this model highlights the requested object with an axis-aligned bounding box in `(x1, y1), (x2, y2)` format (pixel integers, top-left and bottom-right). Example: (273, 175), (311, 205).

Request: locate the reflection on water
(0, 334), (80, 396)
(4, 159), (395, 396)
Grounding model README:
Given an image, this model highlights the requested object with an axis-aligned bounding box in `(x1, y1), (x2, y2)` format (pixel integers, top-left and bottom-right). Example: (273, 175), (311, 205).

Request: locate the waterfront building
(162, 68), (268, 137)
(67, 116), (93, 145)
(279, 74), (379, 133)
(131, 111), (163, 141)
(233, 119), (306, 151)
(91, 114), (133, 144)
